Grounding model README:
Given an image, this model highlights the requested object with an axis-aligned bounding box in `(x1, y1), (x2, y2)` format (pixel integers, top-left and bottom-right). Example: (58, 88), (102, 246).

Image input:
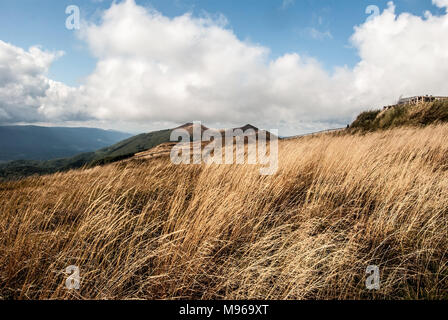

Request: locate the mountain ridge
(0, 125), (132, 162)
(0, 123), (264, 180)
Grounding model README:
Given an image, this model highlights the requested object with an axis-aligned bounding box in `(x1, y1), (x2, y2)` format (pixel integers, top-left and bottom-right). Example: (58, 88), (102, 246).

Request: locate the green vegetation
(349, 110), (381, 131)
(93, 129), (172, 159)
(350, 100), (448, 132)
(0, 153), (96, 181)
(0, 126), (131, 162)
(0, 129), (172, 181)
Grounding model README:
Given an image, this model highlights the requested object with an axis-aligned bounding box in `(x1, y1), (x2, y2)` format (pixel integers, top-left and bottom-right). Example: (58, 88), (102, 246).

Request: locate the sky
(0, 0), (447, 135)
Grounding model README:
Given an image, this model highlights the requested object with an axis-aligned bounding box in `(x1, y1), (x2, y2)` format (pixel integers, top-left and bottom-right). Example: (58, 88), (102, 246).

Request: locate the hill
(0, 128), (172, 180)
(89, 129), (173, 165)
(0, 123), (266, 180)
(0, 124), (447, 299)
(0, 126), (131, 162)
(350, 99), (448, 132)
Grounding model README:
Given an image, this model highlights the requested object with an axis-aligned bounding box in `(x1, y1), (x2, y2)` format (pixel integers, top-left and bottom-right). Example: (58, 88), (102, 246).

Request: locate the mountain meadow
(0, 101), (448, 299)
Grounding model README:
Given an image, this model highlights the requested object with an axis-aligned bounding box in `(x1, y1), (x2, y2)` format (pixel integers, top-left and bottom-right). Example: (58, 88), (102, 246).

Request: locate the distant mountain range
(0, 126), (132, 162)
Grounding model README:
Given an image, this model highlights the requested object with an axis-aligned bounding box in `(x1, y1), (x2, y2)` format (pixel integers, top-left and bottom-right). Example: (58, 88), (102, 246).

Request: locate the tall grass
(1, 125), (447, 300)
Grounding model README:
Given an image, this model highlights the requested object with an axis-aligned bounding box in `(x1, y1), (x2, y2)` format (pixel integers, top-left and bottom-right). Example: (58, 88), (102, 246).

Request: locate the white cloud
(76, 0), (350, 129)
(0, 41), (64, 122)
(1, 0), (448, 135)
(0, 40), (93, 124)
(349, 2), (448, 107)
(433, 0), (448, 10)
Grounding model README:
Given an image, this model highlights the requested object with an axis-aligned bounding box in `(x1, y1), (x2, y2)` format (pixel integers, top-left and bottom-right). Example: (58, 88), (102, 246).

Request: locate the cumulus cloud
(1, 0), (448, 135)
(78, 2), (266, 124)
(76, 0), (354, 127)
(349, 2), (448, 107)
(433, 0), (448, 10)
(0, 41), (91, 124)
(0, 41), (60, 122)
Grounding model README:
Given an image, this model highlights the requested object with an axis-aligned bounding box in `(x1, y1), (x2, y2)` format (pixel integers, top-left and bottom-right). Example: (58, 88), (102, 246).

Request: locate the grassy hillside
(1, 124), (447, 299)
(90, 129), (172, 165)
(0, 125), (269, 180)
(0, 129), (172, 180)
(350, 100), (448, 131)
(0, 126), (131, 162)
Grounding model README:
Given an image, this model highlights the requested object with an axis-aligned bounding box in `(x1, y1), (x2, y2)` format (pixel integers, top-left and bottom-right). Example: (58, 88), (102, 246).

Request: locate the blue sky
(0, 0), (444, 86)
(1, 0), (447, 135)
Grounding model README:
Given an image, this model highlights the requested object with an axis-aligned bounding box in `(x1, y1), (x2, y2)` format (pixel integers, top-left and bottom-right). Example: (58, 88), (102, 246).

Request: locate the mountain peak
(234, 124), (259, 132)
(175, 123), (209, 130)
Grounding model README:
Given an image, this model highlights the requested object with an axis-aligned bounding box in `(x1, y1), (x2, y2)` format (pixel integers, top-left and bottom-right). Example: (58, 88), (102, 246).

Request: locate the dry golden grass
(1, 125), (447, 300)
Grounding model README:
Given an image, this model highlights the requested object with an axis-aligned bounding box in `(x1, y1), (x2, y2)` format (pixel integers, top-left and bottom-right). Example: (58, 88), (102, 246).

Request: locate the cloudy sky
(0, 0), (447, 135)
